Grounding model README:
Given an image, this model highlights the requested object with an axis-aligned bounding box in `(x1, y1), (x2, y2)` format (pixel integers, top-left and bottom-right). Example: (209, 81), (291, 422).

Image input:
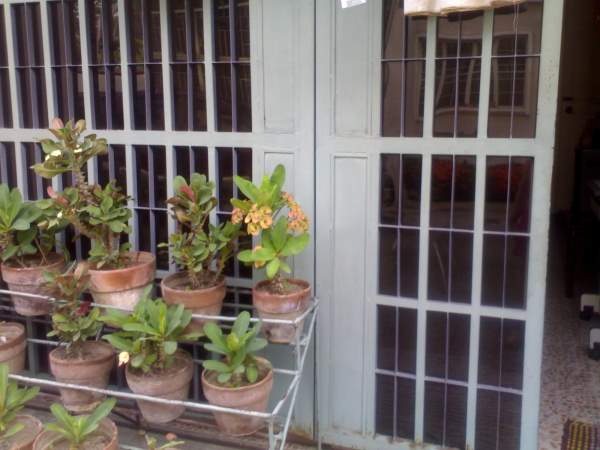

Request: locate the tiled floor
(538, 223), (600, 450)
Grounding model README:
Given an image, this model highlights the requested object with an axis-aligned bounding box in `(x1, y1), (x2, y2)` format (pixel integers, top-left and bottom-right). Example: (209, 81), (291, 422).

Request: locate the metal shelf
(0, 289), (319, 450)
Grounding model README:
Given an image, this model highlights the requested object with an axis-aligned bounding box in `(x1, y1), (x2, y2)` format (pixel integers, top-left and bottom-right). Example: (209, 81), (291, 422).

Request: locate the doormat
(562, 420), (600, 450)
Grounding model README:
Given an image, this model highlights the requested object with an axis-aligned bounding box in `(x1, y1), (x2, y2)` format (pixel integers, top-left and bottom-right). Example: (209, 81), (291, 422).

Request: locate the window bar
(228, 0), (237, 131)
(100, 0), (114, 129)
(141, 0), (152, 130)
(477, 10), (493, 139)
(447, 156), (456, 302)
(60, 2), (76, 120)
(159, 0), (172, 131)
(185, 0), (194, 130)
(202, 0), (215, 131)
(117, 0), (132, 129)
(24, 5), (40, 128)
(147, 146), (157, 263)
(392, 307), (399, 439)
(501, 158), (513, 309)
(442, 314), (450, 446)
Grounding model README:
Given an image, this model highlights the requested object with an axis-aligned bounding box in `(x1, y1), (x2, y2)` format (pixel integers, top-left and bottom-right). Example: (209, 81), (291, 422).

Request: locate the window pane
(235, 0), (250, 61)
(377, 305), (396, 371)
(172, 64), (188, 130)
(404, 60), (425, 137)
(396, 377), (416, 440)
(380, 154), (400, 225)
(401, 153), (422, 225)
(235, 63), (252, 131)
(378, 227), (397, 296)
(213, 0), (230, 61)
(382, 0), (404, 60)
(215, 64), (232, 131)
(191, 64), (207, 130)
(399, 228), (419, 298)
(169, 0), (187, 62)
(375, 374), (395, 437)
(381, 62), (403, 137)
(130, 65), (146, 129)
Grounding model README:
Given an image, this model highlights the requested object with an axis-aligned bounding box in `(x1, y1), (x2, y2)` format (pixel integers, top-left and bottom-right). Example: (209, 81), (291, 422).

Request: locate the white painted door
(315, 1), (563, 449)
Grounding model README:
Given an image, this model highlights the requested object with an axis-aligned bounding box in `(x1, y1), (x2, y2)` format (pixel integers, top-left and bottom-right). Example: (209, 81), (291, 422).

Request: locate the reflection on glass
(382, 0), (404, 60)
(215, 64), (232, 131)
(377, 305), (396, 371)
(424, 382), (467, 448)
(152, 146), (166, 208)
(375, 374), (395, 437)
(213, 0), (230, 61)
(396, 378), (416, 440)
(381, 62), (403, 137)
(404, 60), (425, 137)
(235, 63), (252, 131)
(380, 154), (400, 225)
(134, 145), (149, 207)
(172, 64), (188, 130)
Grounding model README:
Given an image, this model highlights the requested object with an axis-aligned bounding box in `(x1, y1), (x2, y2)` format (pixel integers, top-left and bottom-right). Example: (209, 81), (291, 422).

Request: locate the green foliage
(0, 184), (59, 266)
(202, 311), (269, 387)
(145, 434), (185, 450)
(161, 174), (240, 289)
(45, 264), (103, 358)
(230, 165), (309, 290)
(32, 119), (131, 269)
(0, 363), (39, 440)
(101, 289), (201, 373)
(45, 398), (116, 449)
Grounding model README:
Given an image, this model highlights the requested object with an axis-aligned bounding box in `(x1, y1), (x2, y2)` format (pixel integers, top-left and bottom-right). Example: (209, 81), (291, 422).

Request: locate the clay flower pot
(161, 272), (226, 334)
(125, 351), (193, 424)
(49, 341), (115, 413)
(0, 322), (27, 373)
(0, 415), (43, 450)
(202, 357), (274, 436)
(33, 418), (118, 450)
(253, 279), (311, 343)
(0, 253), (65, 316)
(88, 252), (155, 310)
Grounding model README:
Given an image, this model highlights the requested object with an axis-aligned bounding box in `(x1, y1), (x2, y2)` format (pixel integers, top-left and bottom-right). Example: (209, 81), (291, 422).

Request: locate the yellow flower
(118, 351), (130, 366)
(50, 150), (62, 157)
(74, 146), (83, 154)
(231, 208), (244, 224)
(247, 222), (260, 236)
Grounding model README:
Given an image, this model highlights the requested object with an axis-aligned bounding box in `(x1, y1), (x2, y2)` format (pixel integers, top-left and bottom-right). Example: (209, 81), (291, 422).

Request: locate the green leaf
(217, 372), (232, 384)
(202, 360), (230, 373)
(281, 233), (309, 257)
(266, 258), (281, 279)
(204, 343), (228, 355)
(164, 341), (177, 355)
(203, 322), (227, 351)
(233, 176), (259, 203)
(246, 337), (268, 353)
(270, 217), (288, 251)
(3, 422), (24, 438)
(246, 365), (258, 384)
(80, 398), (116, 437)
(232, 311), (251, 337)
(237, 249), (255, 263)
(270, 164), (286, 191)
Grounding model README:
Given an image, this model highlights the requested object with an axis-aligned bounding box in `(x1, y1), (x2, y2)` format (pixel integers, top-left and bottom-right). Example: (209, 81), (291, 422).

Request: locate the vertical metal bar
(25, 5), (39, 128)
(101, 0), (114, 129)
(117, 0), (133, 129)
(4, 3), (23, 138)
(165, 144), (176, 271)
(203, 0), (215, 132)
(228, 0), (236, 131)
(125, 143), (137, 250)
(78, 0), (94, 128)
(477, 10), (493, 139)
(184, 0), (194, 130)
(40, 1), (56, 124)
(422, 17), (436, 138)
(159, 0), (172, 131)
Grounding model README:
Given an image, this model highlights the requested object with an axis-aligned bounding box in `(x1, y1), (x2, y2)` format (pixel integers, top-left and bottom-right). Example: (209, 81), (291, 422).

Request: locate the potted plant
(33, 398), (118, 450)
(145, 434), (185, 450)
(33, 118), (155, 310)
(101, 291), (200, 424)
(0, 363), (41, 450)
(231, 165), (311, 343)
(201, 311), (272, 436)
(0, 322), (27, 373)
(0, 184), (65, 316)
(160, 174), (240, 332)
(44, 265), (114, 413)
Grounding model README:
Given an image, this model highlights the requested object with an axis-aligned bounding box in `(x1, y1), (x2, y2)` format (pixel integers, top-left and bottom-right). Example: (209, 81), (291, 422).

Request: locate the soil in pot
(87, 252), (155, 310)
(0, 253), (65, 316)
(125, 351), (193, 424)
(49, 341), (114, 413)
(201, 357), (274, 436)
(253, 279), (311, 344)
(0, 415), (42, 450)
(33, 418), (117, 450)
(161, 272), (226, 334)
(0, 322), (27, 373)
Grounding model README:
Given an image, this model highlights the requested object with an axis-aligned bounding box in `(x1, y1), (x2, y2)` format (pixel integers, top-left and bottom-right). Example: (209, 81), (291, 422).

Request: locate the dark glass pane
(97, 153), (109, 186)
(128, 0), (144, 63)
(12, 5), (28, 67)
(430, 156), (453, 228)
(235, 0), (249, 61)
(175, 146), (191, 177)
(108, 0), (120, 63)
(478, 316), (501, 386)
(433, 59), (457, 137)
(193, 147), (209, 175)
(501, 319), (525, 389)
(379, 227), (397, 296)
(476, 389), (499, 450)
(92, 66), (107, 128)
(32, 69), (48, 128)
(397, 308), (417, 374)
(155, 211), (169, 270)
(508, 157), (533, 232)
(382, 0), (404, 60)
(498, 393), (522, 450)
(148, 0), (162, 62)
(428, 230), (449, 301)
(377, 305), (396, 371)
(450, 232), (473, 304)
(152, 146), (166, 208)
(217, 147), (233, 211)
(0, 5), (7, 67)
(424, 381), (444, 445)
(18, 69), (33, 128)
(488, 56), (514, 138)
(404, 60), (425, 137)
(448, 314), (470, 381)
(73, 67), (85, 120)
(484, 156), (509, 232)
(134, 145), (149, 207)
(214, 64), (232, 131)
(130, 65), (146, 129)
(149, 64), (164, 130)
(399, 229), (419, 298)
(425, 311), (446, 378)
(456, 58), (480, 138)
(481, 234), (504, 307)
(437, 15), (459, 58)
(401, 155), (421, 226)
(396, 377), (415, 440)
(511, 56), (539, 139)
(505, 235), (529, 309)
(459, 11), (483, 57)
(30, 4), (44, 66)
(445, 384), (467, 449)
(517, 2), (543, 55)
(136, 209), (150, 252)
(169, 0), (187, 61)
(453, 156), (476, 230)
(0, 70), (12, 127)
(0, 143), (17, 188)
(172, 64), (188, 130)
(66, 1), (81, 65)
(191, 0), (204, 60)
(380, 154), (400, 225)
(191, 64), (207, 130)
(55, 67), (69, 120)
(110, 66), (124, 128)
(236, 147), (252, 182)
(493, 7), (517, 56)
(375, 374), (394, 437)
(235, 63), (252, 131)
(381, 62), (402, 137)
(88, 0), (103, 65)
(238, 232), (252, 278)
(406, 17), (427, 59)
(213, 0), (230, 61)
(49, 2), (66, 66)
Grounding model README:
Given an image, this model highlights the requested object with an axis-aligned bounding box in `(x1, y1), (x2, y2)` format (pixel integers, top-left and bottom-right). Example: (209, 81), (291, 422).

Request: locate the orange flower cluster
(282, 192), (309, 233)
(232, 204), (273, 236)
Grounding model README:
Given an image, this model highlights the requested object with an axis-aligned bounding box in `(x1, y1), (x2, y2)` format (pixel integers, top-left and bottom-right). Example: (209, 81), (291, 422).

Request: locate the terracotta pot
(201, 357), (273, 436)
(125, 351), (193, 424)
(1, 254), (65, 316)
(0, 322), (27, 373)
(252, 279), (311, 343)
(33, 418), (118, 450)
(87, 252), (155, 310)
(49, 341), (115, 413)
(0, 415), (42, 450)
(161, 272), (225, 334)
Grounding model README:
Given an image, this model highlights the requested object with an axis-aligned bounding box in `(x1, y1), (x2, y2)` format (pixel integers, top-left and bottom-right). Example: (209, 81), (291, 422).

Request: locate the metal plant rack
(0, 288), (319, 450)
